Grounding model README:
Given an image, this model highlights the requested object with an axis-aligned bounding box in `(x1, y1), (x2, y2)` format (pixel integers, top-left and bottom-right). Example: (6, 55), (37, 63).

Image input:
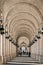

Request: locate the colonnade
(31, 35), (43, 63)
(0, 34), (16, 64)
(0, 32), (43, 64)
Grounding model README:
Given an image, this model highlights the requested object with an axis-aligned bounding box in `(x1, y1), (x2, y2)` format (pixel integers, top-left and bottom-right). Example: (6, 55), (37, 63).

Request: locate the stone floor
(3, 57), (43, 65)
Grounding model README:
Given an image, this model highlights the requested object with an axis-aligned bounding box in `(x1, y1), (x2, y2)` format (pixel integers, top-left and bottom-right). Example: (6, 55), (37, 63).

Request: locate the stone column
(29, 47), (31, 57)
(35, 40), (39, 61)
(12, 44), (15, 59)
(8, 40), (10, 61)
(13, 44), (16, 58)
(5, 38), (10, 62)
(7, 39), (10, 61)
(40, 34), (43, 63)
(11, 43), (16, 59)
(9, 41), (12, 60)
(31, 44), (35, 58)
(38, 39), (41, 62)
(14, 45), (16, 57)
(10, 43), (12, 60)
(0, 34), (2, 64)
(33, 43), (36, 59)
(31, 43), (37, 59)
(12, 43), (14, 59)
(2, 34), (5, 63)
(27, 47), (29, 56)
(34, 41), (39, 61)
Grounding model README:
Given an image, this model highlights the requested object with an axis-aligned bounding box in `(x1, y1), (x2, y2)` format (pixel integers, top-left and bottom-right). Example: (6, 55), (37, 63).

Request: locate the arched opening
(21, 46), (26, 53)
(17, 36), (31, 57)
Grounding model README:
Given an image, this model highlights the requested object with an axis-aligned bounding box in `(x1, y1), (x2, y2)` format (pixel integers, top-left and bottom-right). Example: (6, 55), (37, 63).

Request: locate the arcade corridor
(0, 0), (43, 65)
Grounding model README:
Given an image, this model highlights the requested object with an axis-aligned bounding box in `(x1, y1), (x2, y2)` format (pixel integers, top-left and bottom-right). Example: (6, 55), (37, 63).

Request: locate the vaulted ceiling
(0, 0), (43, 45)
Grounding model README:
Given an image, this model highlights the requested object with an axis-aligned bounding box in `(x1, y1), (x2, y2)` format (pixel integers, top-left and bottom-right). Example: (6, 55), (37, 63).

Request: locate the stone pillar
(40, 34), (43, 63)
(29, 47), (31, 57)
(35, 36), (42, 62)
(31, 45), (34, 58)
(5, 38), (10, 62)
(11, 43), (13, 59)
(13, 45), (16, 58)
(33, 43), (36, 59)
(8, 40), (10, 61)
(0, 34), (2, 65)
(9, 41), (12, 60)
(12, 44), (16, 59)
(11, 43), (16, 59)
(37, 39), (41, 62)
(27, 47), (29, 52)
(10, 43), (13, 59)
(31, 42), (37, 59)
(35, 41), (39, 61)
(2, 34), (5, 63)
(7, 39), (10, 61)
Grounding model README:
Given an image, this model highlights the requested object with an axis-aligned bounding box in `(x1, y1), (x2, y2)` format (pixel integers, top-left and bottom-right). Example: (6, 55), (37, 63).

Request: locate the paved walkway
(3, 57), (42, 65)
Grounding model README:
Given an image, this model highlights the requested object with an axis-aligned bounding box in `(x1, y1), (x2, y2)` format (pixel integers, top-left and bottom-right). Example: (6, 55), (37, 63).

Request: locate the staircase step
(7, 62), (38, 64)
